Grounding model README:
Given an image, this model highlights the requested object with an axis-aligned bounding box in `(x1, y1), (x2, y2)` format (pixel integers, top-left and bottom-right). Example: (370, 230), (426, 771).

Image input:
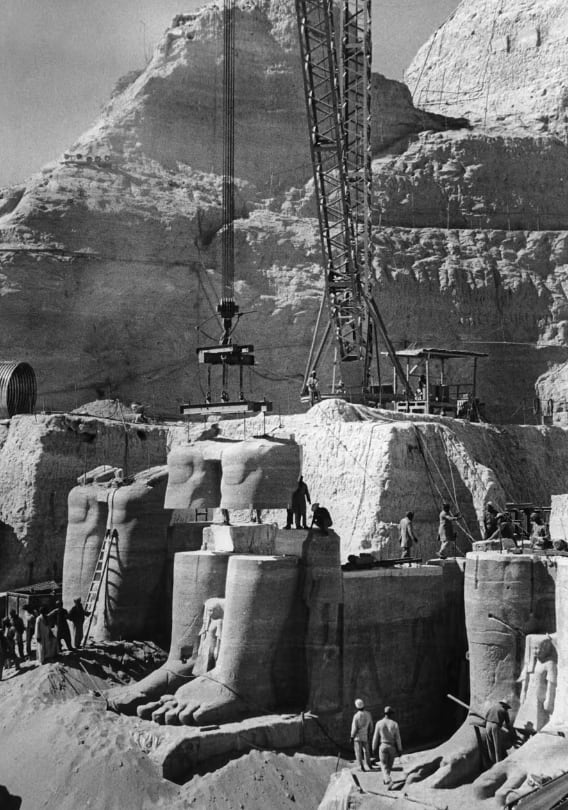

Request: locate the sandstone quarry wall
(168, 403), (568, 560)
(342, 560), (466, 743)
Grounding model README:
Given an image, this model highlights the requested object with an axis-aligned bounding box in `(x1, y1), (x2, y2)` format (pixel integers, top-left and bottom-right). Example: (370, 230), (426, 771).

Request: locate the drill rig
(295, 0), (412, 404)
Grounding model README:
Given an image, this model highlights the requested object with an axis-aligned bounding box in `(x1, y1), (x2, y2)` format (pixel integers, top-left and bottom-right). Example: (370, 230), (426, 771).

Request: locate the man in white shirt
(372, 705), (402, 787)
(350, 698), (373, 771)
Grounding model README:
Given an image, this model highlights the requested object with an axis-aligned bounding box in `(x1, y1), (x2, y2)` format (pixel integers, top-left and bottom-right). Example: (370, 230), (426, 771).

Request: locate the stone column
(465, 552), (556, 713)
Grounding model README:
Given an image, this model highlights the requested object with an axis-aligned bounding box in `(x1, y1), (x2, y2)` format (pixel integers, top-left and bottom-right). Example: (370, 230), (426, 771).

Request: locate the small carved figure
(515, 634), (557, 733)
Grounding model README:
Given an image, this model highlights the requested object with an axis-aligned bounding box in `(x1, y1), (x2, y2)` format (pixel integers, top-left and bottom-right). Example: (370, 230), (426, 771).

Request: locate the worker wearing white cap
(372, 706), (402, 787)
(350, 698), (373, 771)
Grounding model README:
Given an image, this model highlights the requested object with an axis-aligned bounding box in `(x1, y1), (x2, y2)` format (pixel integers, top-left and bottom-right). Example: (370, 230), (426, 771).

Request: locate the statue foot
(405, 720), (486, 788)
(107, 659), (195, 715)
(472, 730), (568, 806)
(141, 673), (253, 726)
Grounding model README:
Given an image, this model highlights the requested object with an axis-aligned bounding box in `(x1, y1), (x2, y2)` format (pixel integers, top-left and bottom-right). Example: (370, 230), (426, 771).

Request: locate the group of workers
(398, 502), (462, 560)
(399, 502), (565, 559)
(306, 370), (346, 406)
(350, 696), (516, 788)
(0, 597), (87, 678)
(220, 473), (334, 535)
(350, 700), (403, 787)
(284, 476), (333, 534)
(483, 502), (566, 551)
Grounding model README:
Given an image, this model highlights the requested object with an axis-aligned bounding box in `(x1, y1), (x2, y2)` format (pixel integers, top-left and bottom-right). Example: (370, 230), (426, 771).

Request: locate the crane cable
(222, 0), (236, 301)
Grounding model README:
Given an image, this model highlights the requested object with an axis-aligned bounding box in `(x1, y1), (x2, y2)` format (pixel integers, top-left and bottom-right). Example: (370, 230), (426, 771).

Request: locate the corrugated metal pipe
(0, 361), (37, 417)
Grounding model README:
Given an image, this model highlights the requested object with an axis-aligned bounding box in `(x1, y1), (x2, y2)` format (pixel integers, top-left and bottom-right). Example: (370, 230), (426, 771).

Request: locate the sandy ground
(0, 657), (346, 810)
(344, 765), (499, 810)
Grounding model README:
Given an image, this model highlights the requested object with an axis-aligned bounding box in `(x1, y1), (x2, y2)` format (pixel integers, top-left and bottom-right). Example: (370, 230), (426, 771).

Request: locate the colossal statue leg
(108, 551), (230, 714)
(90, 466), (172, 642)
(470, 556), (568, 805)
(62, 466), (119, 606)
(143, 554), (301, 726)
(406, 552), (556, 789)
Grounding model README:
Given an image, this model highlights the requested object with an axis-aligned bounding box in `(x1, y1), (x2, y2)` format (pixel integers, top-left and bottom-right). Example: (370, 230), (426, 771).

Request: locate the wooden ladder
(82, 488), (119, 643)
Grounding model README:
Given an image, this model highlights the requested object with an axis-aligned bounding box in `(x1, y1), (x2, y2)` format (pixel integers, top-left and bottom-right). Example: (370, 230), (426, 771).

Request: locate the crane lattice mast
(295, 0), (411, 401)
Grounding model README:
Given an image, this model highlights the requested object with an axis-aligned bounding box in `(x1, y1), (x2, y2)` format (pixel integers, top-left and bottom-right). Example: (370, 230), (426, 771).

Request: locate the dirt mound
(0, 661), (341, 810)
(72, 399), (147, 422)
(183, 748), (343, 810)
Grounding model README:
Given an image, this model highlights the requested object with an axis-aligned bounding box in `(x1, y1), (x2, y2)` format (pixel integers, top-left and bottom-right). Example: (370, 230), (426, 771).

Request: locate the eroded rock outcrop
(406, 0), (568, 137)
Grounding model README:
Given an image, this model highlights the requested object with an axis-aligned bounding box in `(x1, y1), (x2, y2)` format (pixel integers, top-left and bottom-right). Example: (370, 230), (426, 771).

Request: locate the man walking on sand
(350, 698), (373, 772)
(372, 706), (402, 788)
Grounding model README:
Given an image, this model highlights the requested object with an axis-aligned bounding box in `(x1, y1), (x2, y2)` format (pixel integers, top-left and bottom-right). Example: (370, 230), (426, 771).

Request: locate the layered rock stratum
(3, 0), (568, 420)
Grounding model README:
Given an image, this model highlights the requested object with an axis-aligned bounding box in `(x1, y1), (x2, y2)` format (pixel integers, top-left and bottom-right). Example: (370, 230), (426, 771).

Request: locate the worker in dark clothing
(68, 598), (87, 649)
(399, 511), (418, 559)
(485, 699), (515, 763)
(290, 476), (311, 529)
(9, 610), (25, 659)
(483, 502), (499, 539)
(2, 619), (20, 672)
(311, 503), (333, 535)
(23, 604), (37, 659)
(48, 601), (73, 652)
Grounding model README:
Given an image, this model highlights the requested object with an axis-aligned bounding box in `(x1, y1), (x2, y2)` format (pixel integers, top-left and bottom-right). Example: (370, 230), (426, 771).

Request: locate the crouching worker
(311, 502), (333, 535)
(372, 706), (402, 788)
(350, 698), (373, 772)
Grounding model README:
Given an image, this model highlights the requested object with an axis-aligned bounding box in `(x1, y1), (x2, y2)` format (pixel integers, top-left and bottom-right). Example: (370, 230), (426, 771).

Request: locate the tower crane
(295, 0), (413, 404)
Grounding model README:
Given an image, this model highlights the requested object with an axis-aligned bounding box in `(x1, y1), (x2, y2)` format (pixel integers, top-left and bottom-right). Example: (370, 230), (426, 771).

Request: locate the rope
(412, 425), (472, 554)
(155, 666), (351, 753)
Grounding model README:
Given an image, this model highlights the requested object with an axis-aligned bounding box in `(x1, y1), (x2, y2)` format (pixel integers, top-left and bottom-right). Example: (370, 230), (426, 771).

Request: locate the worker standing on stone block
(437, 502), (461, 558)
(399, 511), (418, 559)
(290, 475), (311, 529)
(372, 706), (402, 788)
(350, 698), (373, 772)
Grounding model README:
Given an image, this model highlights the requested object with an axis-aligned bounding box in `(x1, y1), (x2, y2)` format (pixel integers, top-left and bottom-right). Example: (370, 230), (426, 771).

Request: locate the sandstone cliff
(406, 0), (568, 137)
(2, 0), (550, 421)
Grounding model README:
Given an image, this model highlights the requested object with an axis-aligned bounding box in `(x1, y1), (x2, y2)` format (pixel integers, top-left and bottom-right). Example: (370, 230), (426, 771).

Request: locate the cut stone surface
(220, 437), (301, 510)
(164, 441), (223, 510)
(274, 528), (309, 557)
(201, 522), (277, 554)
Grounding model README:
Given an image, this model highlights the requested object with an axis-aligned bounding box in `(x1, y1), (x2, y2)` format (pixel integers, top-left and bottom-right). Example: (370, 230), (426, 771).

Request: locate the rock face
(2, 0), (559, 421)
(0, 412), (167, 591)
(406, 0), (568, 137)
(5, 399), (568, 590)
